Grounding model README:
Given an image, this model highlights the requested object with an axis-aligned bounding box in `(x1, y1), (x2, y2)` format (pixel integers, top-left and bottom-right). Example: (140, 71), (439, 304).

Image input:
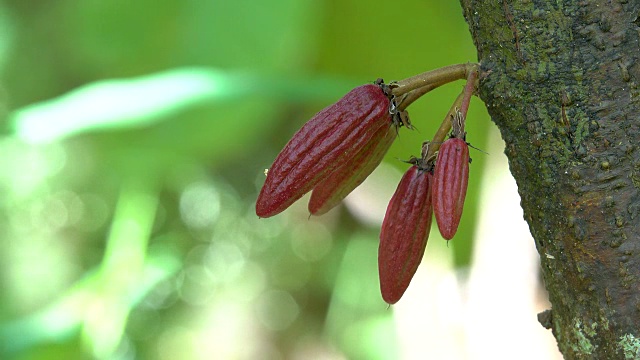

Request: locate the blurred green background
(0, 1), (495, 359)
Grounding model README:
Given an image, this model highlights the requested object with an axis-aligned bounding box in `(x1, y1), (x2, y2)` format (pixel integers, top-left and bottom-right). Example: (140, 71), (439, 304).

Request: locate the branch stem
(424, 92), (464, 161)
(396, 80), (448, 111)
(459, 68), (478, 122)
(391, 63), (479, 97)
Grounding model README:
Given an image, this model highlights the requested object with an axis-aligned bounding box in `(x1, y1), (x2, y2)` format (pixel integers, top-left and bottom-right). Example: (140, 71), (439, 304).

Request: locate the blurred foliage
(0, 0), (488, 359)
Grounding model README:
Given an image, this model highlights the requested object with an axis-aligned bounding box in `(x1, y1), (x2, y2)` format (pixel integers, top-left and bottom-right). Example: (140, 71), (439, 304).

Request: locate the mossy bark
(459, 0), (640, 359)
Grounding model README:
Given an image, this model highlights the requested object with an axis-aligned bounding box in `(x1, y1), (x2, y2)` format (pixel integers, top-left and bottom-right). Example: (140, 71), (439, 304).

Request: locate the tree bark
(459, 1), (640, 359)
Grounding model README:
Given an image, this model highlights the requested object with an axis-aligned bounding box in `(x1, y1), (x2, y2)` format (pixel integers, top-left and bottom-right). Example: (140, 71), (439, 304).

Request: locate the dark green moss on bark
(460, 0), (640, 358)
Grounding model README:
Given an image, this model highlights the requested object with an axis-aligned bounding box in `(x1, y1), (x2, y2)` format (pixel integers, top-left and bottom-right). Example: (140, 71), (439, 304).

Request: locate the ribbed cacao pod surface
(432, 137), (469, 240)
(256, 84), (391, 218)
(308, 124), (396, 215)
(378, 165), (433, 304)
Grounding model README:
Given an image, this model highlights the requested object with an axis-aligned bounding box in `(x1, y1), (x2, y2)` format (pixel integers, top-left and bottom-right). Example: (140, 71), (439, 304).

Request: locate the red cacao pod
(308, 124), (396, 215)
(432, 137), (469, 240)
(256, 84), (391, 218)
(379, 165), (433, 304)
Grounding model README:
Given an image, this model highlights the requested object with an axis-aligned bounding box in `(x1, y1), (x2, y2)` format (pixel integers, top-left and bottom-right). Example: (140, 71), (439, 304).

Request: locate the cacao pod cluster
(256, 67), (476, 304)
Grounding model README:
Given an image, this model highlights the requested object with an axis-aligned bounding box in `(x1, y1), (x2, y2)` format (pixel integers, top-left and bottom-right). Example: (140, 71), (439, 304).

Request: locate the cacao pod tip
(442, 233), (454, 241)
(382, 292), (401, 305)
(255, 198), (278, 218)
(255, 206), (271, 218)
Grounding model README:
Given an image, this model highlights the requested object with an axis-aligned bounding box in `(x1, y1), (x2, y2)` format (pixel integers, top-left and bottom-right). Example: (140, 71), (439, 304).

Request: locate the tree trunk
(459, 1), (640, 359)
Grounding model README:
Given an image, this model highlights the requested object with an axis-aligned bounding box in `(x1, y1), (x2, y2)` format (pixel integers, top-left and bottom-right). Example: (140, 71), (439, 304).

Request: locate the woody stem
(458, 68), (479, 132)
(424, 92), (464, 161)
(390, 63), (479, 97)
(396, 80), (449, 111)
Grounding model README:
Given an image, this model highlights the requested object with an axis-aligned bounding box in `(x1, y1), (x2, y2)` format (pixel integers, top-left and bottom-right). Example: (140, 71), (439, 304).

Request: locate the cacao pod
(379, 165), (433, 304)
(256, 84), (391, 218)
(432, 137), (469, 240)
(308, 124), (396, 215)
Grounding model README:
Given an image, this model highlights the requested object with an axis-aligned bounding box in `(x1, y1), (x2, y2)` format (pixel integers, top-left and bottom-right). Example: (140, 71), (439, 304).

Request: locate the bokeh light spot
(290, 222), (333, 262)
(255, 290), (300, 332)
(179, 182), (221, 229)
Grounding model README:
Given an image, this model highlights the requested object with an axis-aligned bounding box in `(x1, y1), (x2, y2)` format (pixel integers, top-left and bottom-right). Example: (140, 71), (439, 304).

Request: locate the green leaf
(9, 68), (356, 144)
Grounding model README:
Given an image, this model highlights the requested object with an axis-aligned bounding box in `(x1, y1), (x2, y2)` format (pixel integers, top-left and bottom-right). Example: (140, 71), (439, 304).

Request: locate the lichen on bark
(459, 0), (640, 358)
